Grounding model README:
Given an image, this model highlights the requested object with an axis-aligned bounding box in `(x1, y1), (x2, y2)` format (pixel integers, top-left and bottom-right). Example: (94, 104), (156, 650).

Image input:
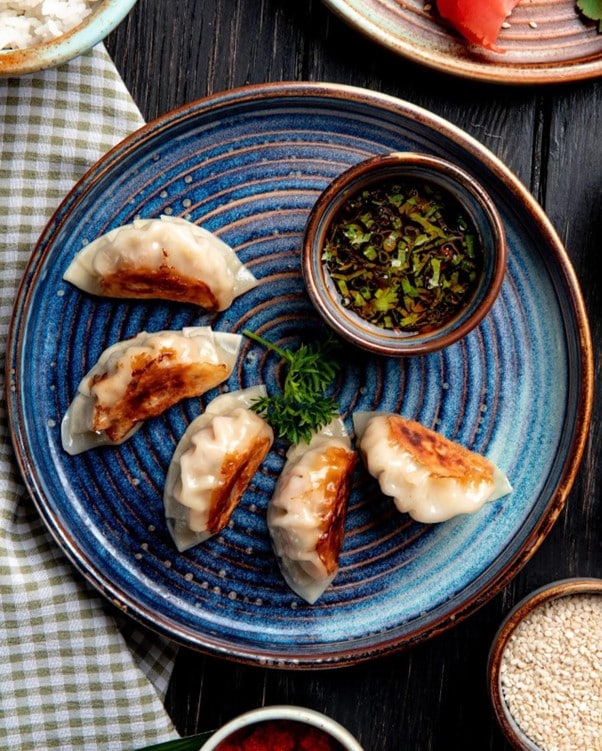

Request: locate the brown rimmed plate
(322, 0), (602, 84)
(6, 82), (594, 667)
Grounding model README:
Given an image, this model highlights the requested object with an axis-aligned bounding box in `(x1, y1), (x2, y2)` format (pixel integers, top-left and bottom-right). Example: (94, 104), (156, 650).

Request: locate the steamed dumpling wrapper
(63, 215), (257, 311)
(61, 326), (242, 454)
(354, 412), (512, 523)
(164, 386), (274, 552)
(268, 417), (357, 604)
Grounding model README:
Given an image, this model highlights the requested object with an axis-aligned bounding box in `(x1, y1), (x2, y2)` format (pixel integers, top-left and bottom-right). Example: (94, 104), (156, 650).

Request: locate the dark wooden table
(105, 2), (601, 749)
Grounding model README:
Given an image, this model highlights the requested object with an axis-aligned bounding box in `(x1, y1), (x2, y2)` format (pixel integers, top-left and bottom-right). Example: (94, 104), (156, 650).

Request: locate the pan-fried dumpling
(61, 326), (241, 455)
(164, 386), (274, 552)
(267, 417), (357, 604)
(63, 215), (257, 312)
(353, 412), (512, 523)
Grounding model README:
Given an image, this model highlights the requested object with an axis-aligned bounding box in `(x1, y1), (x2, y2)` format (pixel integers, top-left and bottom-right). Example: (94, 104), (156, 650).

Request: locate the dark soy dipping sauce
(322, 177), (482, 334)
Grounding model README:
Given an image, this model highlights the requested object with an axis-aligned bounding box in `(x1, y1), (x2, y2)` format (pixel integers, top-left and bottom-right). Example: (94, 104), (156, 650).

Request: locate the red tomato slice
(436, 0), (521, 51)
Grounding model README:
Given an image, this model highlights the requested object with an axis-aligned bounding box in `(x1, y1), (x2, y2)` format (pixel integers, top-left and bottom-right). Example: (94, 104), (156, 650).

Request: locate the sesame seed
(500, 593), (602, 751)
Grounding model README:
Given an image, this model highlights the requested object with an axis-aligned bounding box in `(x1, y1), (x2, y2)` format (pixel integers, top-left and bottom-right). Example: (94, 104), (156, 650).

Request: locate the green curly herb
(243, 329), (341, 445)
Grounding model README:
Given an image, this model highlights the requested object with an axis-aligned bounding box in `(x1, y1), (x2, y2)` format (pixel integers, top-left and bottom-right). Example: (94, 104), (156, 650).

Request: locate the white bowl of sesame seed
(488, 578), (602, 751)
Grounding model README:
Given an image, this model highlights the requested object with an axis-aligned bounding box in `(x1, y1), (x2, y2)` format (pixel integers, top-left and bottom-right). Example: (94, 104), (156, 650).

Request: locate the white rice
(0, 1), (98, 50)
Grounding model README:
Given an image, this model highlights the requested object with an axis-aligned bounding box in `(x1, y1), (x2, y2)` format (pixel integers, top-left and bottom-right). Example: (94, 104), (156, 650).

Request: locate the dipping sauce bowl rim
(302, 151), (507, 357)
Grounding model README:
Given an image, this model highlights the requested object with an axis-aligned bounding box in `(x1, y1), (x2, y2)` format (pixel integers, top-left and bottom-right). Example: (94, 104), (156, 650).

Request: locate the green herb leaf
(577, 0), (602, 29)
(374, 286), (398, 312)
(242, 330), (341, 444)
(133, 730), (214, 751)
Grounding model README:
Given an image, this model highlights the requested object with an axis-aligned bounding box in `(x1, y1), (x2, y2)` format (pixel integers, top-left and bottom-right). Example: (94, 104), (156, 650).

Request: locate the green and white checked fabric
(0, 45), (180, 749)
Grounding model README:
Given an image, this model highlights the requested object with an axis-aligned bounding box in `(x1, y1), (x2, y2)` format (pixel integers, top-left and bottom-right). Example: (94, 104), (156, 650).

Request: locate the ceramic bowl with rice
(0, 0), (138, 76)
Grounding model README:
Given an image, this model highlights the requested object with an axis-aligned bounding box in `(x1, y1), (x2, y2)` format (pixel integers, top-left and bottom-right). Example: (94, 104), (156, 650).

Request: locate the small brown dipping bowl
(302, 152), (507, 357)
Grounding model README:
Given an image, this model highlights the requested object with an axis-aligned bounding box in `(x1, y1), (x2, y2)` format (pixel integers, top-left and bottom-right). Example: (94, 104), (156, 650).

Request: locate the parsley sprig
(243, 329), (341, 445)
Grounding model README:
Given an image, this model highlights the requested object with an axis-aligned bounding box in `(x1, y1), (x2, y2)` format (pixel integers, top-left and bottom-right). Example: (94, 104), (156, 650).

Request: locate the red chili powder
(214, 719), (346, 751)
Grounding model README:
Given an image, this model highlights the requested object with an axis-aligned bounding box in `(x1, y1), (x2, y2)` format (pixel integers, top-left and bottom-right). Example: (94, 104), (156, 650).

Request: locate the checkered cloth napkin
(0, 44), (180, 750)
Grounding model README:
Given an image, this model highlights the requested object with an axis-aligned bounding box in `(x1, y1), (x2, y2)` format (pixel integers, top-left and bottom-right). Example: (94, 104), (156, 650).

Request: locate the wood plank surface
(105, 2), (601, 749)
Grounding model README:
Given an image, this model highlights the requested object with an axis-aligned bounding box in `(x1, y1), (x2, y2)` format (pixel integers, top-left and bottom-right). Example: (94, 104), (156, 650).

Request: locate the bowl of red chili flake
(201, 705), (364, 751)
(302, 152), (507, 357)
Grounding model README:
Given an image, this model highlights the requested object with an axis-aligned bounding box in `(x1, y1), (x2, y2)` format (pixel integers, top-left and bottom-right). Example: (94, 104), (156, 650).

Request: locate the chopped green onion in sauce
(321, 178), (482, 333)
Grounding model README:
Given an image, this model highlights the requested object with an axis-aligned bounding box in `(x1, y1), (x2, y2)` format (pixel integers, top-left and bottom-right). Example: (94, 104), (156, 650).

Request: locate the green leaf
(242, 330), (341, 444)
(133, 730), (214, 751)
(373, 286), (398, 313)
(342, 223), (371, 247)
(577, 0), (602, 29)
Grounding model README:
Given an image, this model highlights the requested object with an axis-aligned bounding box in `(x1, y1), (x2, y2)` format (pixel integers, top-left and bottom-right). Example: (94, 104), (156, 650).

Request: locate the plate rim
(5, 81), (595, 667)
(321, 0), (602, 85)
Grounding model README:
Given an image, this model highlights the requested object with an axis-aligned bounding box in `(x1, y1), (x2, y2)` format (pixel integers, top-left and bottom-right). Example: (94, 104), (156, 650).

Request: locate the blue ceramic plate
(7, 83), (593, 667)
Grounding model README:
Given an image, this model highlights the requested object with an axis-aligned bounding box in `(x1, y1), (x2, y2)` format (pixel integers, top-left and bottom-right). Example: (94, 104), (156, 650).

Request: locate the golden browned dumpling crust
(100, 261), (220, 309)
(387, 415), (494, 487)
(91, 353), (229, 442)
(206, 434), (273, 535)
(315, 446), (357, 576)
